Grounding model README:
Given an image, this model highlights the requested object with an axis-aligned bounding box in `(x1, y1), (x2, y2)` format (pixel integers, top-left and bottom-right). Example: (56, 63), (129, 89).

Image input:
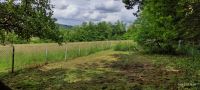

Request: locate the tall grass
(113, 41), (138, 52)
(0, 41), (123, 72)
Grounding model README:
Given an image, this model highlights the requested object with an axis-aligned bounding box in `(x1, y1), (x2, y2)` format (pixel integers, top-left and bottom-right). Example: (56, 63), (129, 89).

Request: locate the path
(1, 50), (187, 90)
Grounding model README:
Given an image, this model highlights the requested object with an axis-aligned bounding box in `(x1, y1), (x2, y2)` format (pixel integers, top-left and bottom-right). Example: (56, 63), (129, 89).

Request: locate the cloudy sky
(51, 0), (137, 25)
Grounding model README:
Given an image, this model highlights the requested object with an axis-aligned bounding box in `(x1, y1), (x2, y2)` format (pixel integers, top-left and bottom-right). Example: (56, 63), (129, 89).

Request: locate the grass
(1, 49), (200, 90)
(1, 41), (199, 90)
(0, 41), (131, 73)
(113, 41), (138, 51)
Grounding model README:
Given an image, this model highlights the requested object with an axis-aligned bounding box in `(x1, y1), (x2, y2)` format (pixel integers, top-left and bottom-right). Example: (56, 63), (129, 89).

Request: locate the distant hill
(57, 24), (73, 29)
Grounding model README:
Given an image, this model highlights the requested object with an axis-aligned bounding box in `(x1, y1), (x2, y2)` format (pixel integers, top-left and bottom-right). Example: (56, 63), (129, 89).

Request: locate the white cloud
(51, 0), (137, 25)
(94, 0), (122, 13)
(101, 14), (121, 23)
(53, 5), (79, 19)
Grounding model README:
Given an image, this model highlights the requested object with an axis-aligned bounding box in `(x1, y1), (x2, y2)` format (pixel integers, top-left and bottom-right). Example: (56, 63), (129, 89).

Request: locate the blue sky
(51, 0), (137, 25)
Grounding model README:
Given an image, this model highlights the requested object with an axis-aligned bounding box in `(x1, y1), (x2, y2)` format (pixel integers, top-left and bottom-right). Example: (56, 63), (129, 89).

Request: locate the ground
(0, 50), (199, 90)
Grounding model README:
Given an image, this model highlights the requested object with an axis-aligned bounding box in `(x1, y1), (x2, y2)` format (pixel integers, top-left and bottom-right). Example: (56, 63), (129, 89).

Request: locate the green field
(0, 41), (132, 73)
(1, 48), (200, 90)
(0, 41), (199, 90)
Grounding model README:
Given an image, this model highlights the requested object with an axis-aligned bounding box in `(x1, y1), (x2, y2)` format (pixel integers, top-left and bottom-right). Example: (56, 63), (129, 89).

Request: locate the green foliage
(61, 21), (127, 42)
(30, 37), (52, 44)
(0, 0), (63, 44)
(114, 42), (138, 51)
(123, 0), (200, 54)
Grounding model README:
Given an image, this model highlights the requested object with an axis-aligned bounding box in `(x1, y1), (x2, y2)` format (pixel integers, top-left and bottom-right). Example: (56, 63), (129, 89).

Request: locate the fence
(0, 41), (126, 73)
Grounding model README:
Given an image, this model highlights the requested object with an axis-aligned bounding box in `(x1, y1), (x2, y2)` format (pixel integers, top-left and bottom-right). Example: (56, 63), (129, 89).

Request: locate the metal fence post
(11, 45), (15, 73)
(65, 47), (67, 60)
(107, 40), (109, 49)
(45, 48), (48, 63)
(128, 41), (131, 54)
(78, 45), (81, 56)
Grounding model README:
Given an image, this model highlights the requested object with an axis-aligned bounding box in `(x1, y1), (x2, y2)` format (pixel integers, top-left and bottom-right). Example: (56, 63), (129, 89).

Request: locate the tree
(112, 21), (126, 40)
(96, 21), (112, 40)
(123, 0), (200, 54)
(0, 0), (63, 44)
(61, 21), (127, 42)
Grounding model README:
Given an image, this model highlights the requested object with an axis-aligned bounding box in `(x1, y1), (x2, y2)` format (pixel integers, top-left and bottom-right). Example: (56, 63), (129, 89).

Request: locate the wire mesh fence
(0, 41), (131, 73)
(0, 46), (12, 72)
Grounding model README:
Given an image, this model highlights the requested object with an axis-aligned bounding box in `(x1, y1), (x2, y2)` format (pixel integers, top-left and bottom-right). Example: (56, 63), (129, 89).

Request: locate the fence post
(178, 40), (182, 49)
(192, 42), (195, 60)
(128, 41), (131, 54)
(107, 40), (109, 49)
(110, 41), (112, 49)
(11, 45), (15, 73)
(78, 45), (81, 56)
(65, 47), (67, 60)
(45, 48), (48, 63)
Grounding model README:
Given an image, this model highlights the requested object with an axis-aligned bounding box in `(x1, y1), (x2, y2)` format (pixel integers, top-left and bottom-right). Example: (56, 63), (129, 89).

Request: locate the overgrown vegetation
(113, 41), (138, 51)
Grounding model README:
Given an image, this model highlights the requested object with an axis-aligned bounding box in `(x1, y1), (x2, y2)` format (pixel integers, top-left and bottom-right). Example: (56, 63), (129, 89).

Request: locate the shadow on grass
(0, 81), (11, 90)
(1, 53), (199, 90)
(1, 68), (68, 90)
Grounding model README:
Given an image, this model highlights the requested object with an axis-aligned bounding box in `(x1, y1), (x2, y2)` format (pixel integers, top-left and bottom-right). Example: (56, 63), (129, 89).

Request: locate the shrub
(176, 44), (200, 56)
(114, 42), (138, 51)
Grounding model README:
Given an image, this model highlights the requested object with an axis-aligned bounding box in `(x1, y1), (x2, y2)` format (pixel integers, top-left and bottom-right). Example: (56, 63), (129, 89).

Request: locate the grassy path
(0, 50), (199, 90)
(39, 50), (126, 71)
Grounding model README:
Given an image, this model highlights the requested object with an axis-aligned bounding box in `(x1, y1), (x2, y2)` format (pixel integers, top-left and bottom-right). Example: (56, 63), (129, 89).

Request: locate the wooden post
(11, 45), (15, 73)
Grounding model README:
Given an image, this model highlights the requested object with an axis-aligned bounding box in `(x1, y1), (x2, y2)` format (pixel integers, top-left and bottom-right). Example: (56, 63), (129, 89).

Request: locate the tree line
(61, 21), (130, 42)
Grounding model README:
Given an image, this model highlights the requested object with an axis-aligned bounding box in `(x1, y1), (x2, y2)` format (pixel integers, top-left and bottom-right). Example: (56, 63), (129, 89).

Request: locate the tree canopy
(0, 0), (63, 44)
(123, 0), (200, 54)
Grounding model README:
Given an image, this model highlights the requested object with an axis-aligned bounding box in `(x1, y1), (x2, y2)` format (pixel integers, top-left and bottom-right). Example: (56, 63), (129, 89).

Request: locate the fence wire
(0, 46), (12, 72)
(0, 41), (128, 73)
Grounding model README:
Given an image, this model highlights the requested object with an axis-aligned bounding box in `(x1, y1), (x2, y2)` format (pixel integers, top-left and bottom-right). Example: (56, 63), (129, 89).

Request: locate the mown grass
(1, 41), (199, 90)
(2, 49), (200, 90)
(113, 42), (200, 89)
(0, 41), (131, 73)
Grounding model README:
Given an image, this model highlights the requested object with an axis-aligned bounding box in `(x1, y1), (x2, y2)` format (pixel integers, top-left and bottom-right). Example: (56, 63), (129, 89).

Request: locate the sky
(0, 0), (137, 26)
(51, 0), (137, 26)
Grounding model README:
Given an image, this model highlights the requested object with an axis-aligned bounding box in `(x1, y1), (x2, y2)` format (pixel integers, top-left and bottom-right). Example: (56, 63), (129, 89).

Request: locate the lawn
(1, 49), (199, 90)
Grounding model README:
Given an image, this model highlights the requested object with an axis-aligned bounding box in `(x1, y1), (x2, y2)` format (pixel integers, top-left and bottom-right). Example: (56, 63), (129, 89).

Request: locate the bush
(176, 44), (200, 56)
(114, 42), (138, 51)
